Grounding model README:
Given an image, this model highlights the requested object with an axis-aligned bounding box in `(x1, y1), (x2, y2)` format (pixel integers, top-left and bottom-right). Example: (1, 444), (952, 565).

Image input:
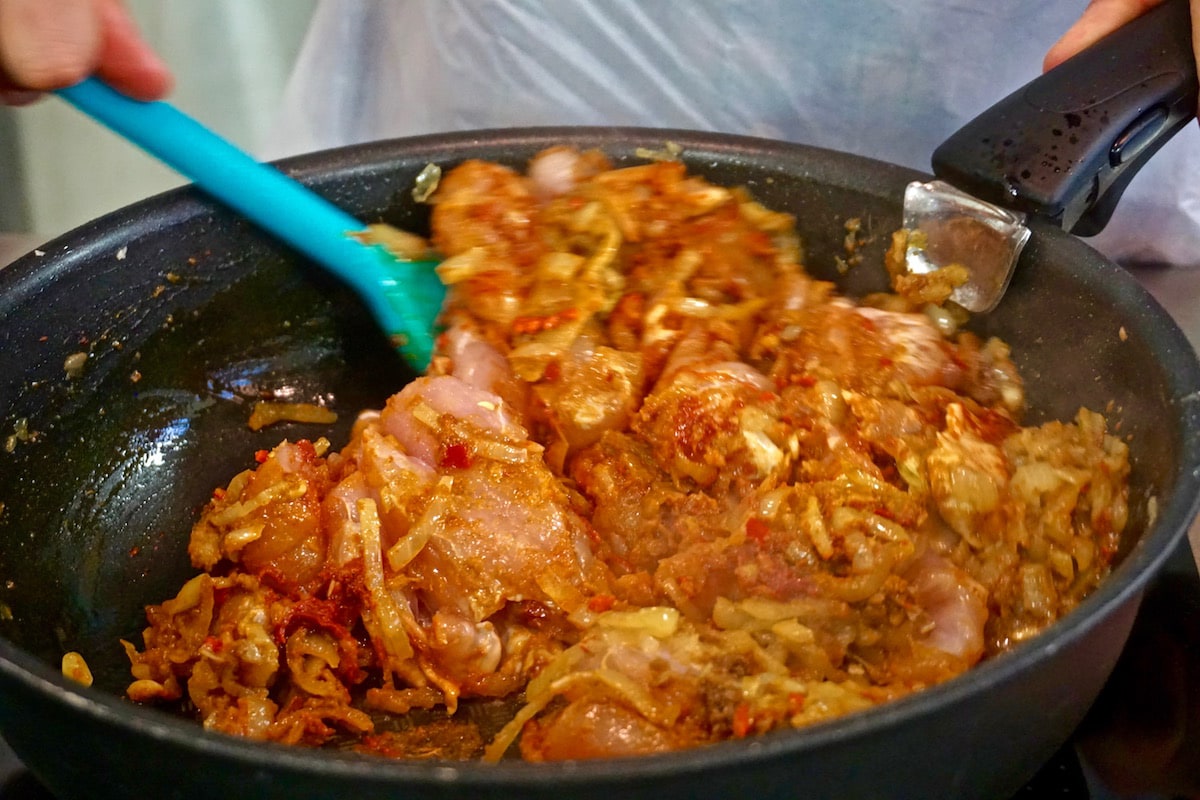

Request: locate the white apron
(269, 0), (1200, 267)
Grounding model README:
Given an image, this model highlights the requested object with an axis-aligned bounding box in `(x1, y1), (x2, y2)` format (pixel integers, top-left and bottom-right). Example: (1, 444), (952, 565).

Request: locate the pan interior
(0, 129), (1192, 756)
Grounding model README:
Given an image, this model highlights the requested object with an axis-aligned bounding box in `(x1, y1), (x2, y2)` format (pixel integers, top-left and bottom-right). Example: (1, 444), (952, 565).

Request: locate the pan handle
(931, 0), (1198, 236)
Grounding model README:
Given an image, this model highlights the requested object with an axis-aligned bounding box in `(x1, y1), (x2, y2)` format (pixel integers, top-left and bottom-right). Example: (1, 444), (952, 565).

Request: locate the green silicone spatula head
(56, 77), (445, 371)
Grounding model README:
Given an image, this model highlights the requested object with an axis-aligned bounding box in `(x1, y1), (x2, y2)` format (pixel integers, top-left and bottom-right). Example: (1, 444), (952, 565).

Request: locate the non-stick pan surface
(0, 129), (1197, 800)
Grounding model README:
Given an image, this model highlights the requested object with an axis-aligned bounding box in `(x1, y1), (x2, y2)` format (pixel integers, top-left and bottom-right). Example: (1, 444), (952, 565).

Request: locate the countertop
(0, 232), (1197, 799)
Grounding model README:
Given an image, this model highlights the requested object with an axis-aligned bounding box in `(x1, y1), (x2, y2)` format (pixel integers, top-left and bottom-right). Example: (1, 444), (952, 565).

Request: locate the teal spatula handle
(57, 77), (442, 370)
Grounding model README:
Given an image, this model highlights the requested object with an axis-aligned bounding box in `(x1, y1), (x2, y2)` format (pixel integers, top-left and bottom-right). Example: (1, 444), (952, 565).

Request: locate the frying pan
(0, 128), (1197, 800)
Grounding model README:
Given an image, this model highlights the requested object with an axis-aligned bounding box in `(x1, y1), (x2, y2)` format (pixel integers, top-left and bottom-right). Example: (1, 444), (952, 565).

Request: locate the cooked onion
(122, 147), (1130, 765)
(247, 402), (337, 431)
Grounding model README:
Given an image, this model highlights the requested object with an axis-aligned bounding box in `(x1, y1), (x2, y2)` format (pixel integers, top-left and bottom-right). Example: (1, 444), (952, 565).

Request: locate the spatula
(905, 0), (1198, 312)
(56, 77), (446, 371)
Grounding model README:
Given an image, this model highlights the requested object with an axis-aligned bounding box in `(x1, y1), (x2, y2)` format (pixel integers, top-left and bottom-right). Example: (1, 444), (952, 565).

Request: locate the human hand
(1044, 0), (1200, 71)
(0, 0), (171, 106)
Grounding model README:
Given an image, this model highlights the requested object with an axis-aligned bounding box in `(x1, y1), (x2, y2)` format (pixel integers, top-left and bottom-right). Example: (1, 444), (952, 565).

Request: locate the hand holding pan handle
(932, 0), (1198, 236)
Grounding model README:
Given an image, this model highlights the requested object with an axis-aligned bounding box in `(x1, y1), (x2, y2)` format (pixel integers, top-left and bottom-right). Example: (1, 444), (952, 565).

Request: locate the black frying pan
(0, 129), (1197, 800)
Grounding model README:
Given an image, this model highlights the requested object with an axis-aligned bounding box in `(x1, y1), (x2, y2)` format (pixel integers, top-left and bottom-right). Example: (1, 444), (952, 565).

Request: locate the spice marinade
(122, 148), (1128, 761)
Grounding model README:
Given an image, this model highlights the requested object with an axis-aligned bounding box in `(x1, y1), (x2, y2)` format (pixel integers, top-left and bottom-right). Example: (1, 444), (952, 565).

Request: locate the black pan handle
(931, 0), (1198, 236)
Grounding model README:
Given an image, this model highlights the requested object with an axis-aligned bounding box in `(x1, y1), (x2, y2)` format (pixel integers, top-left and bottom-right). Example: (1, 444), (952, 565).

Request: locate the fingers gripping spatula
(905, 0), (1199, 313)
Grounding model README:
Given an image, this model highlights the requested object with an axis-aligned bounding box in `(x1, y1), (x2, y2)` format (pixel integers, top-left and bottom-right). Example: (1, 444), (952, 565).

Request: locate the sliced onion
(247, 402), (337, 432)
(358, 498), (414, 664)
(596, 607), (680, 639)
(435, 247), (488, 285)
(208, 477), (308, 527)
(474, 439), (532, 464)
(386, 478), (450, 572)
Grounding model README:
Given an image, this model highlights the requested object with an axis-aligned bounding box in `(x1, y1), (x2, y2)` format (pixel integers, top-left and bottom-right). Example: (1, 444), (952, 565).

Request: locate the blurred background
(0, 0), (315, 240)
